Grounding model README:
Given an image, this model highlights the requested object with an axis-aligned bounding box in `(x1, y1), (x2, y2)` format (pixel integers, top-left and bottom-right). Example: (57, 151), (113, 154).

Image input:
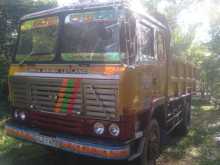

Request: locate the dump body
(6, 0), (198, 161)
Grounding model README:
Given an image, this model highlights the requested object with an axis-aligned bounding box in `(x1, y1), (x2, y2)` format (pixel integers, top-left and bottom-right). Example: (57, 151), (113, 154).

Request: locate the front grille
(10, 77), (29, 108)
(10, 75), (118, 119)
(31, 78), (83, 114)
(83, 80), (118, 118)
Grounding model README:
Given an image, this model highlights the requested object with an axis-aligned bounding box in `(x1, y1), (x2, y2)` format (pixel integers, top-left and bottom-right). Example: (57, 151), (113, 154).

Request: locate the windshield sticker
(65, 10), (115, 24)
(62, 53), (121, 62)
(21, 16), (59, 31)
(21, 21), (33, 32)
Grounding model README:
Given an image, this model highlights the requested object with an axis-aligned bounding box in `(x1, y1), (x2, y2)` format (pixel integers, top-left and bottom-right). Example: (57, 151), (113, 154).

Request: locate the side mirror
(5, 31), (18, 63)
(4, 43), (16, 63)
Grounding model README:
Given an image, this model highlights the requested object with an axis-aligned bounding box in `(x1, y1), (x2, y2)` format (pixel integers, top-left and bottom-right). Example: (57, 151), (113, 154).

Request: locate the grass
(0, 96), (58, 165)
(158, 99), (220, 165)
(0, 98), (15, 153)
(0, 97), (220, 165)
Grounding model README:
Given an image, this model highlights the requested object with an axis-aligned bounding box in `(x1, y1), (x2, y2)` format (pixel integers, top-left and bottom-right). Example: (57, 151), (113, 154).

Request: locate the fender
(139, 96), (166, 132)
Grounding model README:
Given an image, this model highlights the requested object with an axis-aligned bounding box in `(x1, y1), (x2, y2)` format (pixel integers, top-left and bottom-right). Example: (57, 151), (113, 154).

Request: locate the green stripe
(61, 79), (75, 113)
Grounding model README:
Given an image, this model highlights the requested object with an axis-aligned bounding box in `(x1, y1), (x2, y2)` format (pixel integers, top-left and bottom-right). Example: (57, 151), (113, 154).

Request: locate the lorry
(5, 0), (199, 164)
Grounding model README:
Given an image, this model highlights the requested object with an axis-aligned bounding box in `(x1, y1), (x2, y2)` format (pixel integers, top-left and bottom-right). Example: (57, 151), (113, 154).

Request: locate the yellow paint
(8, 59), (198, 115)
(21, 16), (59, 31)
(8, 64), (125, 76)
(9, 65), (28, 76)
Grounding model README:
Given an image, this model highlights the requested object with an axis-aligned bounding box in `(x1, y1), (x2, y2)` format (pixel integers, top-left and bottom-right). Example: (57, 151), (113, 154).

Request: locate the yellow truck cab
(5, 0), (198, 164)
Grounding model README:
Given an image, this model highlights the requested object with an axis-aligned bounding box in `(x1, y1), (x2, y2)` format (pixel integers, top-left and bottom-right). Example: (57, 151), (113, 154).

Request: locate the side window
(157, 32), (166, 61)
(139, 24), (154, 61)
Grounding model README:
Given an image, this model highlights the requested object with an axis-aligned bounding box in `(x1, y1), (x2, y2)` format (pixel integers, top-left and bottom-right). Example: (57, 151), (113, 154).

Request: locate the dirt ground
(0, 98), (220, 165)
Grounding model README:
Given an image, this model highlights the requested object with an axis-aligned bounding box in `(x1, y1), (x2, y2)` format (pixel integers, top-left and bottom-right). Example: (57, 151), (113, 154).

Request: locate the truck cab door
(136, 21), (159, 100)
(156, 30), (168, 98)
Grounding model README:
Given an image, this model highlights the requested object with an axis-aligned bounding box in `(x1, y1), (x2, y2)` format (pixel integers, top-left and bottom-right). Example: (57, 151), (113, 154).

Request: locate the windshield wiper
(105, 23), (119, 31)
(105, 43), (118, 51)
(19, 52), (51, 65)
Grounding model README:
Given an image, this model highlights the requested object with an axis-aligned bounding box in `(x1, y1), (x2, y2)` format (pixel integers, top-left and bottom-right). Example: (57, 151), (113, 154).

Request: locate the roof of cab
(20, 0), (168, 31)
(20, 1), (123, 21)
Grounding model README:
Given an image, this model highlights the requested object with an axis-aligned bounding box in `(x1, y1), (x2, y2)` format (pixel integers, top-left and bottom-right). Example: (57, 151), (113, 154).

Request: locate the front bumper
(5, 122), (130, 160)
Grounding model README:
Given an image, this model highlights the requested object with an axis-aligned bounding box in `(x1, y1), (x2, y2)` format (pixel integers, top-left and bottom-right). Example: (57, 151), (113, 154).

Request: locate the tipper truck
(5, 0), (199, 164)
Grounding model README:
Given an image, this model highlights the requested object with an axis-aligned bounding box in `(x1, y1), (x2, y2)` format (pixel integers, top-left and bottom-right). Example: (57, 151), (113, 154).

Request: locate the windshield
(61, 9), (123, 63)
(16, 16), (59, 63)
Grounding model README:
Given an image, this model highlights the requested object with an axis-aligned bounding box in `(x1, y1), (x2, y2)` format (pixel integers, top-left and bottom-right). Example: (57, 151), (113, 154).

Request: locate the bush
(0, 56), (9, 98)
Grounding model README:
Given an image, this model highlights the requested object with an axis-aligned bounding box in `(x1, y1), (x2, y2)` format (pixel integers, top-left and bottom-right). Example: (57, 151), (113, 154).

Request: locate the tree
(143, 0), (202, 56)
(203, 3), (220, 98)
(208, 10), (220, 55)
(0, 0), (57, 58)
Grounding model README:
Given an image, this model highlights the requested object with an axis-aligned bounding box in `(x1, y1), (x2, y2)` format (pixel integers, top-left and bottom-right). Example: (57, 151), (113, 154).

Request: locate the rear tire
(138, 119), (160, 165)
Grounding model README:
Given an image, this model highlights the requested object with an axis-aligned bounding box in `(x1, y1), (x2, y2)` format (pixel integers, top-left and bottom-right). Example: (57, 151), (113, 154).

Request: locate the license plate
(34, 135), (59, 148)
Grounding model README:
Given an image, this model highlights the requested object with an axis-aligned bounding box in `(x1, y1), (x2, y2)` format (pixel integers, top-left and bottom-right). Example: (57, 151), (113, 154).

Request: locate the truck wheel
(174, 102), (191, 136)
(139, 119), (160, 165)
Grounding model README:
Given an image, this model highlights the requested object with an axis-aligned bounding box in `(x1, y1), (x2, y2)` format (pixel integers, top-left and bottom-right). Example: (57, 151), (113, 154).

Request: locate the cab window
(138, 23), (154, 62)
(16, 16), (59, 63)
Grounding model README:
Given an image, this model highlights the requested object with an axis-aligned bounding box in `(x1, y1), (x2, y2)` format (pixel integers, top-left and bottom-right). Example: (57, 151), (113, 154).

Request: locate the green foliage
(187, 44), (208, 66)
(201, 55), (220, 97)
(171, 26), (196, 56)
(0, 56), (9, 98)
(202, 6), (220, 98)
(209, 25), (220, 55)
(208, 9), (220, 55)
(158, 99), (220, 164)
(143, 0), (206, 61)
(0, 0), (57, 57)
(143, 0), (197, 28)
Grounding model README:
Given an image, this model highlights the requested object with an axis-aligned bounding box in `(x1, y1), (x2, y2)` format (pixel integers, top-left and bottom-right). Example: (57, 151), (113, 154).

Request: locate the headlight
(94, 122), (105, 135)
(19, 112), (26, 121)
(13, 111), (19, 119)
(109, 123), (120, 137)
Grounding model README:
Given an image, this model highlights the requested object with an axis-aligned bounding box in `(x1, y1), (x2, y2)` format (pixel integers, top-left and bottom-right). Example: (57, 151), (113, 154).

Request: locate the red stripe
(67, 79), (81, 114)
(54, 79), (68, 113)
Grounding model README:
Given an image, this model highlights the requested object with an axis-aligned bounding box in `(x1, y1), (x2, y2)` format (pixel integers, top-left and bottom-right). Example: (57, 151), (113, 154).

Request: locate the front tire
(139, 119), (160, 165)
